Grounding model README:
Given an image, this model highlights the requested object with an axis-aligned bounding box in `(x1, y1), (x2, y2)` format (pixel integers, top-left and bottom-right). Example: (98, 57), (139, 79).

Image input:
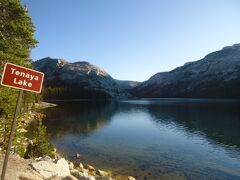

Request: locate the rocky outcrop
(133, 43), (240, 98)
(30, 158), (70, 179)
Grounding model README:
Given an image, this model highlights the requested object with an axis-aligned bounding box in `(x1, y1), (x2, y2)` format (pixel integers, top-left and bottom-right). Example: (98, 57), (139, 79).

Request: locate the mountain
(133, 44), (240, 98)
(33, 57), (129, 99)
(115, 80), (140, 90)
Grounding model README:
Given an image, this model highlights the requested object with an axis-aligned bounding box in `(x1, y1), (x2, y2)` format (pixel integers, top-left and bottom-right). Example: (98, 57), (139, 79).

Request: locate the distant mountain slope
(115, 79), (140, 90)
(33, 57), (128, 99)
(133, 44), (240, 98)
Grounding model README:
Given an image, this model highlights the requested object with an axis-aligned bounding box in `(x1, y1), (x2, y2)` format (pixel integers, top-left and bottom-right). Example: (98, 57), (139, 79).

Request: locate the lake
(42, 99), (240, 179)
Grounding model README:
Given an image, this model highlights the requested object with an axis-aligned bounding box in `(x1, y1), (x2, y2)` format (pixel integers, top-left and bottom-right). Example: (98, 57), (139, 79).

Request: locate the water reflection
(145, 101), (240, 149)
(118, 99), (240, 150)
(42, 99), (240, 179)
(42, 101), (118, 137)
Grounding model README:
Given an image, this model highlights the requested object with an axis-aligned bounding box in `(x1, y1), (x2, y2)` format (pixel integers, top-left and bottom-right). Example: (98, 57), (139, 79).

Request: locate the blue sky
(22, 0), (240, 81)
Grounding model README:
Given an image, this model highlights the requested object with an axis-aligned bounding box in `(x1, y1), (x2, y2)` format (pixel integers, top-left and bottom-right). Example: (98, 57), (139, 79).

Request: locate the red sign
(1, 63), (44, 93)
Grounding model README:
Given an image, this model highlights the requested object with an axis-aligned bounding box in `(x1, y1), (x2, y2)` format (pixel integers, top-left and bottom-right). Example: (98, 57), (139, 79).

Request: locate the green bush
(24, 117), (55, 158)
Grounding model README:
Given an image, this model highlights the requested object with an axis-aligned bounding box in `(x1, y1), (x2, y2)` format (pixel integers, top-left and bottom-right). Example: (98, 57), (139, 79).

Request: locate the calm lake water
(42, 99), (240, 180)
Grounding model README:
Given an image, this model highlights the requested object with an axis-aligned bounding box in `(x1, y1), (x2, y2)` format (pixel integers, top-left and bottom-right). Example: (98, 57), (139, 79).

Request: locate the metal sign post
(1, 89), (23, 180)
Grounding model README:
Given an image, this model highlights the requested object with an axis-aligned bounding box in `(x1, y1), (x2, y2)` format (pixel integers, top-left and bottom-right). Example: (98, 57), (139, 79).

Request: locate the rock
(56, 158), (71, 177)
(76, 153), (80, 158)
(30, 158), (70, 179)
(82, 168), (90, 174)
(70, 169), (80, 176)
(71, 170), (97, 180)
(128, 176), (136, 180)
(96, 169), (108, 177)
(71, 170), (93, 180)
(72, 153), (81, 159)
(42, 155), (52, 161)
(30, 161), (58, 179)
(74, 162), (84, 170)
(69, 162), (74, 170)
(79, 162), (84, 170)
(85, 164), (95, 172)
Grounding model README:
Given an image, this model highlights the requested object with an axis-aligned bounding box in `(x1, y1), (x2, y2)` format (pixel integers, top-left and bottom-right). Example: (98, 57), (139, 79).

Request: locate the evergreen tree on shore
(0, 0), (37, 113)
(0, 0), (38, 155)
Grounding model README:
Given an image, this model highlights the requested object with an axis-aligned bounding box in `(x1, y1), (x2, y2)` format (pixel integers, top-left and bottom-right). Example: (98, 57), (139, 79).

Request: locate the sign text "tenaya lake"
(1, 63), (44, 93)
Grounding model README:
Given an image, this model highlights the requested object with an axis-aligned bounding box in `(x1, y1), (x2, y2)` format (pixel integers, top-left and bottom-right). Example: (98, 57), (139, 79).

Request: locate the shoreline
(0, 153), (136, 180)
(0, 103), (136, 179)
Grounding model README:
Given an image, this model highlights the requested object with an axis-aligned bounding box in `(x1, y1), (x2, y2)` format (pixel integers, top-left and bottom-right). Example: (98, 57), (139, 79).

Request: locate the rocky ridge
(133, 43), (240, 98)
(33, 57), (131, 99)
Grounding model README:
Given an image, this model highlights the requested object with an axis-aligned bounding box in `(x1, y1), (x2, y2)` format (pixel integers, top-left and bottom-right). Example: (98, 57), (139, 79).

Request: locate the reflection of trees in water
(42, 100), (240, 150)
(146, 101), (240, 148)
(42, 101), (118, 137)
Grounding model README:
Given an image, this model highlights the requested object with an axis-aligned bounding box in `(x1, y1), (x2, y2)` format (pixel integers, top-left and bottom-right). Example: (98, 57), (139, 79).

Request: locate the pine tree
(0, 0), (37, 61)
(0, 0), (37, 113)
(0, 0), (38, 155)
